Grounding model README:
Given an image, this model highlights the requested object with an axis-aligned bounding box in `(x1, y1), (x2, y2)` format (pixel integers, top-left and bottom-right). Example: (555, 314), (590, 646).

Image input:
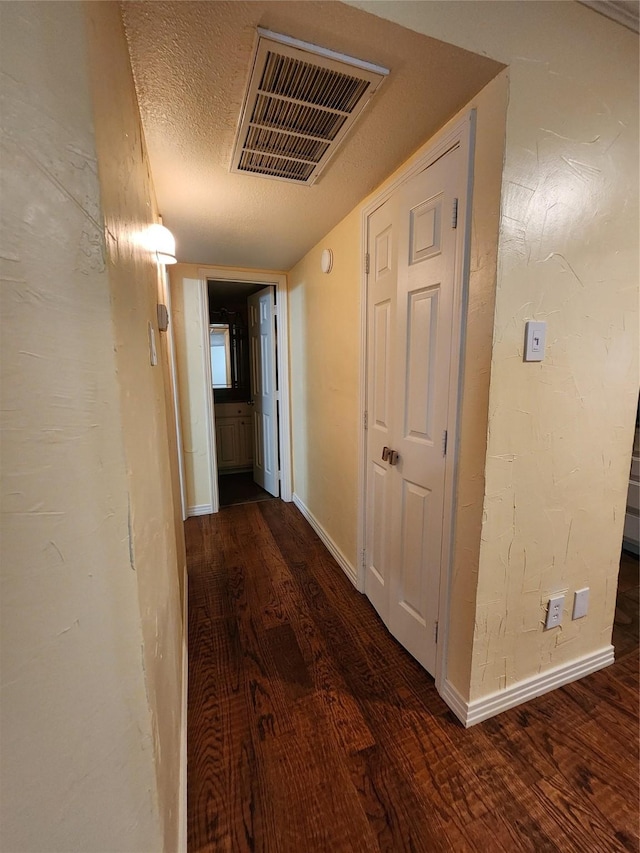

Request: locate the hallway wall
(0, 3), (184, 850)
(86, 3), (186, 848)
(288, 210), (362, 568)
(288, 72), (509, 692)
(350, 0), (639, 704)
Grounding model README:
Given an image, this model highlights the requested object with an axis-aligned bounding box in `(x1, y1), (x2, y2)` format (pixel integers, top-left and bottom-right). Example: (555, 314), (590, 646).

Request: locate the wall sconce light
(148, 223), (177, 265)
(320, 248), (333, 274)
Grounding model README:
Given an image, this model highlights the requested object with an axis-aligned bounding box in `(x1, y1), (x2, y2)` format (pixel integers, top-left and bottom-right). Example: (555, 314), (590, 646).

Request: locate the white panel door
(248, 287), (279, 497)
(365, 144), (462, 676)
(365, 194), (399, 625)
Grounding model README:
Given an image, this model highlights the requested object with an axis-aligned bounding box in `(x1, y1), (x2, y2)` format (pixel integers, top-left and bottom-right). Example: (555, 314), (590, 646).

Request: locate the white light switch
(148, 321), (158, 367)
(524, 321), (547, 362)
(572, 587), (589, 620)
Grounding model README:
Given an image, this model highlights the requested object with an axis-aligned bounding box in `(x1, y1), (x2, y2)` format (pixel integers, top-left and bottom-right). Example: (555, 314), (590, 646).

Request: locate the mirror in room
(208, 311), (249, 401)
(209, 324), (232, 388)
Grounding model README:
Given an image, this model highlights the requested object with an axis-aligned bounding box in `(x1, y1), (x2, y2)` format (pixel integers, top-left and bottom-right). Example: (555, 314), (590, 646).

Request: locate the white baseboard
(292, 493), (358, 588)
(440, 645), (615, 728)
(177, 562), (188, 853)
(187, 503), (212, 517)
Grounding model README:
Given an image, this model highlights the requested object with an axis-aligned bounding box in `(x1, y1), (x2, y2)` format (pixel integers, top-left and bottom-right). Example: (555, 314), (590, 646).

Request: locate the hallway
(186, 502), (639, 852)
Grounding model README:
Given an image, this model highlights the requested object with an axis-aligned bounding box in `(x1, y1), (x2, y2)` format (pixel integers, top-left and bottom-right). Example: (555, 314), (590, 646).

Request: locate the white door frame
(160, 266), (188, 520)
(197, 267), (292, 512)
(357, 111), (476, 693)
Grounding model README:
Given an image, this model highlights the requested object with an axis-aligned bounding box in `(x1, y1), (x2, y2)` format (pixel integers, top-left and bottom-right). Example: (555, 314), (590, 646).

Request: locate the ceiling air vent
(231, 28), (389, 185)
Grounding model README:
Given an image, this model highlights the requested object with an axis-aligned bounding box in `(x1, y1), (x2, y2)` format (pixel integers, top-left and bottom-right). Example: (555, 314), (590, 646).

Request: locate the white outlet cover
(545, 593), (565, 629)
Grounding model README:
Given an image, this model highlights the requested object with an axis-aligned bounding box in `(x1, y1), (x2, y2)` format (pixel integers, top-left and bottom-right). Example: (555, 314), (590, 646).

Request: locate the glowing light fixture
(148, 223), (177, 265)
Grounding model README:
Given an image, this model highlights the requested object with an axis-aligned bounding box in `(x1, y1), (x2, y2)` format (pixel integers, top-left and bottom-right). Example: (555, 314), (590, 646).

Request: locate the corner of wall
(440, 70), (509, 702)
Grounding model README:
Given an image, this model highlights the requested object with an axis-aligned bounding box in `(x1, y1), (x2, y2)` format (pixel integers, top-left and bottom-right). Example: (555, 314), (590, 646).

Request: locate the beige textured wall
(86, 2), (185, 845)
(348, 0), (639, 700)
(289, 211), (363, 567)
(0, 2), (179, 850)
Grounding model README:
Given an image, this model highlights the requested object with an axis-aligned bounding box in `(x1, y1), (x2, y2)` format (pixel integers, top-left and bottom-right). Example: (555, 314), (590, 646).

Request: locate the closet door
(364, 193), (399, 626)
(365, 144), (462, 675)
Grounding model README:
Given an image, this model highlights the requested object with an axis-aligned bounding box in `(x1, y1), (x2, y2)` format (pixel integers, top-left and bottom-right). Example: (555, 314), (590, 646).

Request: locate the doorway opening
(208, 279), (279, 508)
(198, 268), (292, 514)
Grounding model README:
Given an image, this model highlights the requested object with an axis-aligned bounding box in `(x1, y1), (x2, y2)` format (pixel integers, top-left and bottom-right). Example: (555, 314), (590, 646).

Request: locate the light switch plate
(148, 321), (158, 367)
(524, 321), (547, 362)
(572, 587), (589, 620)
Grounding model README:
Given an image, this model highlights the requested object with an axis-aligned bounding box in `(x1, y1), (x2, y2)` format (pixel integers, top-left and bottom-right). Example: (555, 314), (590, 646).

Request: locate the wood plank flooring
(187, 501), (639, 853)
(218, 472), (276, 507)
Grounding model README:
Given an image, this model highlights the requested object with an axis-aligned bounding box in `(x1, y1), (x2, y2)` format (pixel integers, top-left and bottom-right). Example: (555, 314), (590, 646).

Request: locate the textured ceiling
(122, 1), (503, 270)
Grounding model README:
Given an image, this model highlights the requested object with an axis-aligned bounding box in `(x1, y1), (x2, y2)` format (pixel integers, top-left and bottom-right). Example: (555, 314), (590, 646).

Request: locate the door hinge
(365, 253), (370, 275)
(434, 621), (439, 644)
(361, 548), (366, 569)
(363, 410), (368, 430)
(442, 429), (448, 456)
(452, 198), (459, 229)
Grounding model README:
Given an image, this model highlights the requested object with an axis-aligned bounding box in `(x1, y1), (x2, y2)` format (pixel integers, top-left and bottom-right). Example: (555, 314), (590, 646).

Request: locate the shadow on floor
(218, 471), (277, 508)
(613, 548), (639, 658)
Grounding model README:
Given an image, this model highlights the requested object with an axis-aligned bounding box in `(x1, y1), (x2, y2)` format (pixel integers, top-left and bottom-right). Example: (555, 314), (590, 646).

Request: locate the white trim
(435, 113), (476, 698)
(187, 503), (213, 517)
(197, 267), (293, 508)
(177, 563), (188, 853)
(292, 493), (358, 588)
(198, 281), (219, 514)
(274, 277), (293, 502)
(440, 645), (615, 728)
(357, 111), (476, 687)
(162, 267), (188, 521)
(257, 27), (390, 76)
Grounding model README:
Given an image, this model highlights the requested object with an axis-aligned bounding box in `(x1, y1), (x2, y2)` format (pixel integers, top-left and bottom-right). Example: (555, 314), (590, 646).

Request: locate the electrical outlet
(545, 594), (565, 630)
(572, 588), (589, 620)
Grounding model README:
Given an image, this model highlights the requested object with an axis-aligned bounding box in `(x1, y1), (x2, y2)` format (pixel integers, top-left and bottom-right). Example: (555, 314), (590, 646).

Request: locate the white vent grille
(231, 29), (389, 185)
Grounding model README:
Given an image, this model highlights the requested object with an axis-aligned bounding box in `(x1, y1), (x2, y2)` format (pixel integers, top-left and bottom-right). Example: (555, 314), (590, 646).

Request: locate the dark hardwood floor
(614, 550), (639, 659)
(218, 472), (276, 508)
(187, 501), (639, 853)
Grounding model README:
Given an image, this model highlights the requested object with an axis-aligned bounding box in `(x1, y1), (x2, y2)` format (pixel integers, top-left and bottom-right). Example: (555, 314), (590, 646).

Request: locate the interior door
(365, 193), (399, 626)
(248, 286), (279, 497)
(365, 144), (462, 675)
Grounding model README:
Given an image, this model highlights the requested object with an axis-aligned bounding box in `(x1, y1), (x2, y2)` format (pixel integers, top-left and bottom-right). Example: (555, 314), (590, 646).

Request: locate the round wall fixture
(320, 248), (333, 274)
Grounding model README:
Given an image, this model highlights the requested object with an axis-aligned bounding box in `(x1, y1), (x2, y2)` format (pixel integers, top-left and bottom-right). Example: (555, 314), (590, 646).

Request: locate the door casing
(357, 111), (476, 694)
(197, 267), (292, 513)
(161, 265), (188, 521)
